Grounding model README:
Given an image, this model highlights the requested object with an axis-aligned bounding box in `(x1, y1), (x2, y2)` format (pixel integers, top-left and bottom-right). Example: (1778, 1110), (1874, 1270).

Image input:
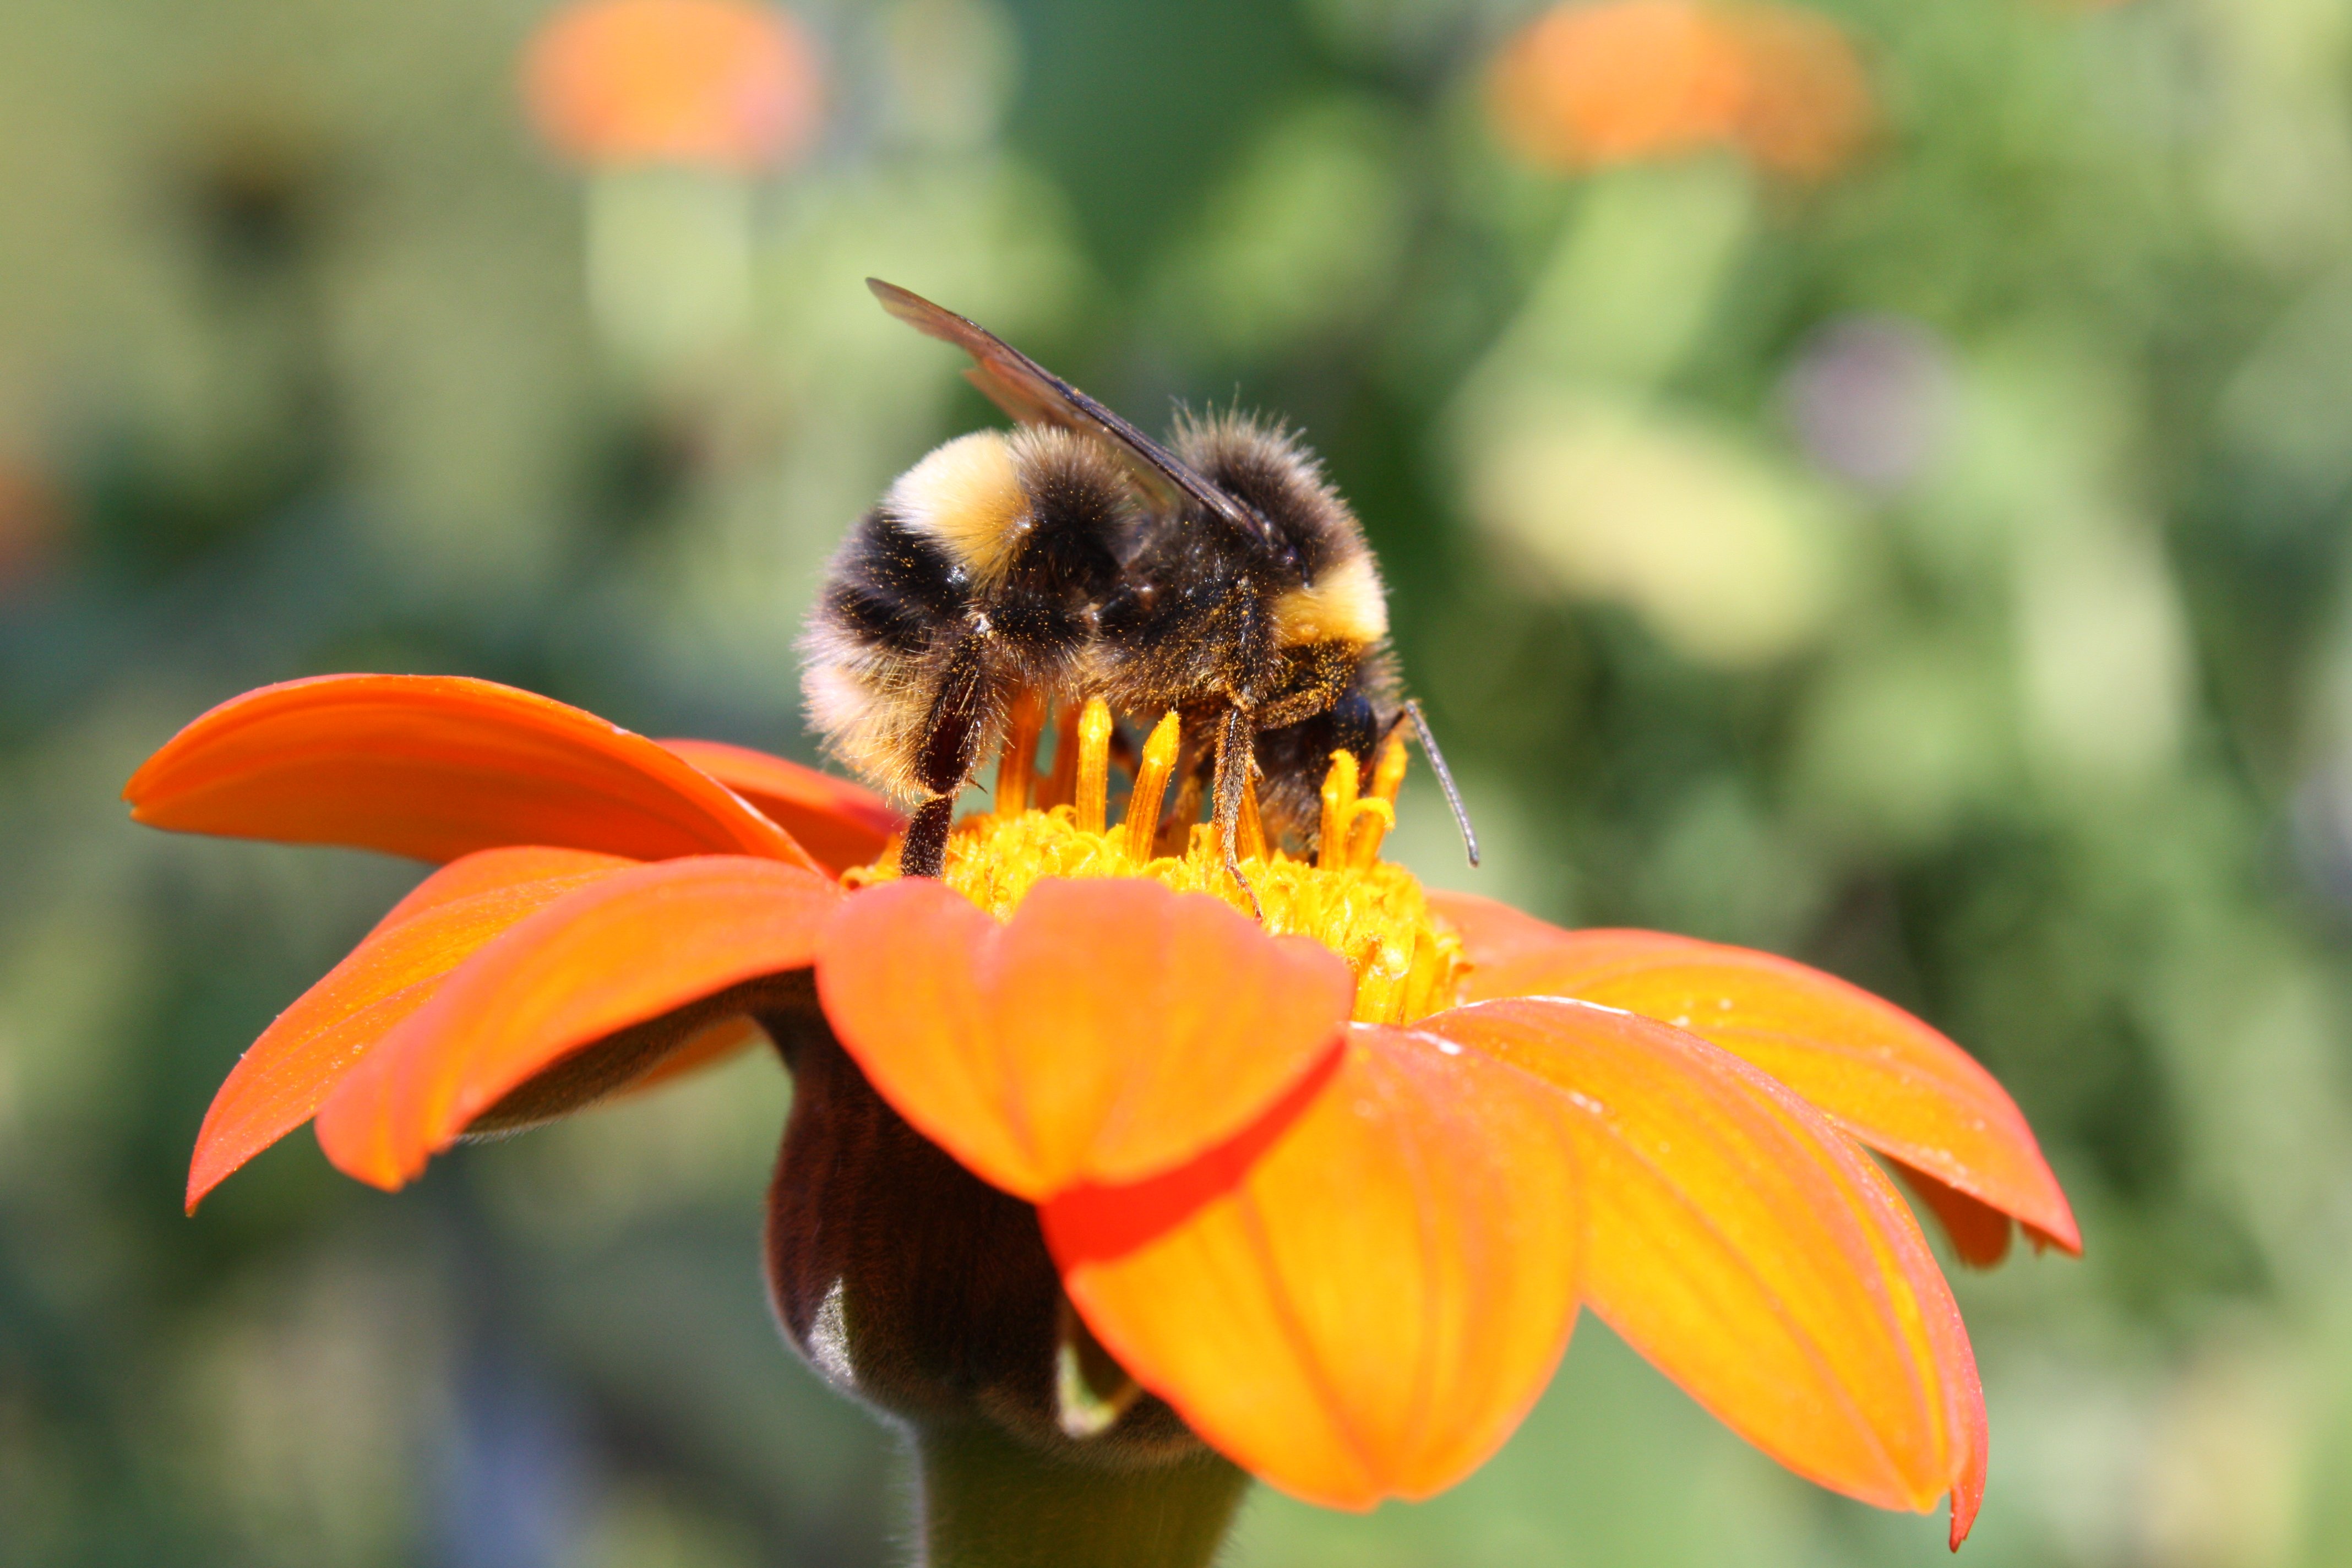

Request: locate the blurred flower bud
(524, 0), (824, 173)
(763, 1026), (1204, 1465)
(1781, 315), (1954, 493)
(525, 1), (825, 368)
(1488, 0), (1870, 180)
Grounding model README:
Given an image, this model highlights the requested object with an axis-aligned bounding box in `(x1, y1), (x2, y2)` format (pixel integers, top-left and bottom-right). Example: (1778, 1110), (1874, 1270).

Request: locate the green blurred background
(6, 0), (2352, 1562)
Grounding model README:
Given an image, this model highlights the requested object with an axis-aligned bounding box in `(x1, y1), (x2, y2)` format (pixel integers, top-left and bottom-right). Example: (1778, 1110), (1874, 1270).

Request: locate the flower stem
(912, 1420), (1249, 1568)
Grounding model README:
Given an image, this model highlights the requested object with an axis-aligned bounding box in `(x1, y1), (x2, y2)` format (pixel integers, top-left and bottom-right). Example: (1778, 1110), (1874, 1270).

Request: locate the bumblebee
(802, 279), (1476, 889)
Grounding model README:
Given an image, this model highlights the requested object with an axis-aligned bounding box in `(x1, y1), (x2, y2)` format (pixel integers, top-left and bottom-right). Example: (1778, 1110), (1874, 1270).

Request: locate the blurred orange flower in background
(523, 0), (823, 171)
(128, 672), (2074, 1537)
(1490, 0), (1872, 179)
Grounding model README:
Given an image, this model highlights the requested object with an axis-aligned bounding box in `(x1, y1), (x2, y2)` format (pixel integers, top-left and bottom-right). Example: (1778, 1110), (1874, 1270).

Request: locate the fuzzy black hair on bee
(805, 280), (1478, 891)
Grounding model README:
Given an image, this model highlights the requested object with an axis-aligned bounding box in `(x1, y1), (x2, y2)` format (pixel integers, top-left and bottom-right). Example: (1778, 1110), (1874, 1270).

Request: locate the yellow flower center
(845, 699), (1467, 1025)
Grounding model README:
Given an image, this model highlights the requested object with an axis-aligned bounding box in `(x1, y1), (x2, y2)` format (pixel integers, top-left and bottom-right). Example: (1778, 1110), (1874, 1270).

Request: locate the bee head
(1250, 645), (1400, 850)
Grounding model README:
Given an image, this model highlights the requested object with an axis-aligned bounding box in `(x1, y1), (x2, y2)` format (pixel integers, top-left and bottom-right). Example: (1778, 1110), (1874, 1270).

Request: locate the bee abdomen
(874, 426), (1128, 663)
(801, 425), (1135, 804)
(802, 500), (983, 801)
(819, 509), (972, 657)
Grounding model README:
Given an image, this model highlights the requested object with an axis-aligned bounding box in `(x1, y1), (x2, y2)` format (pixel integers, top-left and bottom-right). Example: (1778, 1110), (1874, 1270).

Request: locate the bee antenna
(1404, 699), (1480, 868)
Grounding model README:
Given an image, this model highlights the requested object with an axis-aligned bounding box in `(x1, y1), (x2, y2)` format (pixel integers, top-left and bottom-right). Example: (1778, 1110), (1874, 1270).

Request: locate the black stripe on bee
(823, 508), (971, 656)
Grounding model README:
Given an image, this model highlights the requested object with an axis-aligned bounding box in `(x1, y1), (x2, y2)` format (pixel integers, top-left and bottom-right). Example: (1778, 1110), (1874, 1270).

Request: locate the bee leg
(1211, 706), (1264, 920)
(900, 797), (956, 881)
(902, 630), (998, 880)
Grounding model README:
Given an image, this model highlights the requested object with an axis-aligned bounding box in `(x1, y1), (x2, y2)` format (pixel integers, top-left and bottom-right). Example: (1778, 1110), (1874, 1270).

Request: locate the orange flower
(128, 672), (2075, 1542)
(1489, 0), (1872, 179)
(524, 0), (824, 172)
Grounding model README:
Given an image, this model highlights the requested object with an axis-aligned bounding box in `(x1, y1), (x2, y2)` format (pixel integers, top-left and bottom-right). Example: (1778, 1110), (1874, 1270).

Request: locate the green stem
(913, 1420), (1250, 1568)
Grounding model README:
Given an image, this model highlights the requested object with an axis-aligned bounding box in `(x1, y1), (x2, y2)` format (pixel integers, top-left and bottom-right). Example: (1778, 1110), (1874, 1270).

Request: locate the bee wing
(868, 279), (1276, 549)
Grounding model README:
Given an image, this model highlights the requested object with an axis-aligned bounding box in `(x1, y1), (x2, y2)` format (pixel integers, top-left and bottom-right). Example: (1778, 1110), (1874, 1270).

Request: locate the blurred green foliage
(4, 0), (2352, 1564)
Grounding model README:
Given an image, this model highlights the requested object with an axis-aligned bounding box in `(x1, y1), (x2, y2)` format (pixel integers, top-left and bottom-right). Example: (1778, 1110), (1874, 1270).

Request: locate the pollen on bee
(847, 696), (1468, 1025)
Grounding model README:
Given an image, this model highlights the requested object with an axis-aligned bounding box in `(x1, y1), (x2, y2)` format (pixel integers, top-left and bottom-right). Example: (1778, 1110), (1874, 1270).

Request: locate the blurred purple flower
(2291, 763), (2352, 914)
(1781, 314), (1953, 493)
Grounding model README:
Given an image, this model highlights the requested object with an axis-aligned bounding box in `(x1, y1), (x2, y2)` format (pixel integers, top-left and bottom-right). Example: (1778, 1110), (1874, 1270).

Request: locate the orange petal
(313, 856), (837, 1189)
(1044, 1027), (1583, 1509)
(126, 674), (821, 873)
(1894, 1163), (2015, 1269)
(1427, 997), (1985, 1537)
(1433, 892), (2080, 1256)
(369, 845), (638, 931)
(658, 737), (901, 874)
(815, 878), (1353, 1201)
(377, 849), (776, 1107)
(187, 847), (639, 1211)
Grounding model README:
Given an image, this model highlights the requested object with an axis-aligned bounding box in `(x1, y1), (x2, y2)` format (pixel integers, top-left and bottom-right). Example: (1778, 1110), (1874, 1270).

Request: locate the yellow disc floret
(845, 699), (1468, 1025)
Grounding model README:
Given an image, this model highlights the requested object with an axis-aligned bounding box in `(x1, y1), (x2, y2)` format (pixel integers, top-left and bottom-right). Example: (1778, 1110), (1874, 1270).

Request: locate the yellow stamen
(1319, 750), (1358, 869)
(1074, 699), (1113, 835)
(851, 706), (1467, 1026)
(1124, 711), (1180, 862)
(1351, 733), (1409, 867)
(1235, 770), (1269, 864)
(1344, 796), (1395, 867)
(996, 691), (1044, 816)
(1038, 701), (1082, 811)
(1368, 731), (1409, 807)
(917, 809), (1463, 1025)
